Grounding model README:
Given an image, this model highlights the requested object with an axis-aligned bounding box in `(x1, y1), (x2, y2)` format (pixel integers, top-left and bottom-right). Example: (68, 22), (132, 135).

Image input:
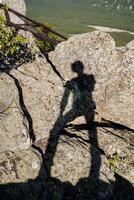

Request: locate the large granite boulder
(0, 31), (134, 199)
(49, 31), (134, 129)
(1, 31), (133, 151)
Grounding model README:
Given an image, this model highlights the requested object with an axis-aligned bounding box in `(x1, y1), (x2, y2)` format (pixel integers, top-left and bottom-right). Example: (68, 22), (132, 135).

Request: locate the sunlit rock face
(50, 31), (134, 130)
(1, 0), (26, 23)
(0, 31), (134, 199)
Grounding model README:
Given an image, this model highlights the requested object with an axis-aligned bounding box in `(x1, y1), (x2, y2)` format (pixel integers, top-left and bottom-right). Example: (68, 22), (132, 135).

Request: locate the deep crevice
(45, 53), (65, 82)
(8, 73), (36, 143)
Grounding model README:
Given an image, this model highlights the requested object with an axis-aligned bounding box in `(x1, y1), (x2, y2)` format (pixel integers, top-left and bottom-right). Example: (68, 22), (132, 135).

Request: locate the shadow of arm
(60, 84), (70, 115)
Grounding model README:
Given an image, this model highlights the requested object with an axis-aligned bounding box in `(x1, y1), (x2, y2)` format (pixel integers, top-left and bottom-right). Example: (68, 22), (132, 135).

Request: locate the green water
(26, 0), (134, 46)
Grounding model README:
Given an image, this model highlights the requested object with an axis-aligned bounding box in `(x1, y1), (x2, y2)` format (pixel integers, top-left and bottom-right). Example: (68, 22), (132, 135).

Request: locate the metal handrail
(0, 3), (67, 45)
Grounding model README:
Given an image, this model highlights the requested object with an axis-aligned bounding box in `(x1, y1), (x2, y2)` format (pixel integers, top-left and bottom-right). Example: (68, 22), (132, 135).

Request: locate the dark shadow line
(7, 73), (36, 143)
(101, 118), (134, 132)
(67, 121), (134, 133)
(60, 138), (77, 149)
(62, 129), (105, 155)
(67, 122), (134, 147)
(62, 129), (90, 144)
(102, 127), (134, 147)
(45, 54), (65, 82)
(7, 73), (47, 199)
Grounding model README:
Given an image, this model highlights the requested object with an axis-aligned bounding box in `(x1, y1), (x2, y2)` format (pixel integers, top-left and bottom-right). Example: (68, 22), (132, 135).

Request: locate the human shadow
(44, 61), (103, 199)
(43, 61), (134, 199)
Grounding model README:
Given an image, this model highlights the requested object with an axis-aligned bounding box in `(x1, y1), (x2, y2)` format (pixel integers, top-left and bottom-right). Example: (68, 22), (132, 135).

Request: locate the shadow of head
(71, 60), (84, 74)
(71, 60), (96, 92)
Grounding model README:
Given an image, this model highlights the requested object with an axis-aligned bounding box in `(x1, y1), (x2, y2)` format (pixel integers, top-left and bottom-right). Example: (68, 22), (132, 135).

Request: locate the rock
(0, 149), (41, 184)
(49, 31), (134, 130)
(0, 148), (43, 200)
(0, 31), (134, 199)
(0, 74), (31, 152)
(97, 124), (134, 184)
(1, 0), (26, 23)
(127, 40), (134, 50)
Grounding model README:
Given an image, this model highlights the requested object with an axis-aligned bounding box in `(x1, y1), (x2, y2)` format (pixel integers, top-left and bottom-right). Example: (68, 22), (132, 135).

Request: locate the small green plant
(36, 22), (58, 53)
(108, 153), (121, 172)
(0, 16), (32, 71)
(0, 15), (5, 25)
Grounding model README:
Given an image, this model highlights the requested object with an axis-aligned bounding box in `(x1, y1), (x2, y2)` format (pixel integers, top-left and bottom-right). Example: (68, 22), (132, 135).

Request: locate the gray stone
(49, 31), (134, 130)
(127, 40), (134, 50)
(0, 74), (31, 152)
(0, 148), (43, 200)
(0, 31), (134, 199)
(0, 149), (41, 184)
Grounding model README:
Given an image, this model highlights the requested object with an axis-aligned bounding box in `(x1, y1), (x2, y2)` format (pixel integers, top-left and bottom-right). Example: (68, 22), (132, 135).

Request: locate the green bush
(0, 16), (32, 71)
(35, 22), (58, 53)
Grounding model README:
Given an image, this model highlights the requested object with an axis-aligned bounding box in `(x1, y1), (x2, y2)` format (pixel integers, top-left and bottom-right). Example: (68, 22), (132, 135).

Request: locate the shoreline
(88, 25), (134, 35)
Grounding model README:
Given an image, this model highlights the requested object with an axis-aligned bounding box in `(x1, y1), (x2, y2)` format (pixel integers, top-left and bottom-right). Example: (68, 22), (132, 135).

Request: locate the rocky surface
(0, 31), (134, 199)
(50, 31), (134, 129)
(1, 0), (26, 23)
(0, 149), (41, 184)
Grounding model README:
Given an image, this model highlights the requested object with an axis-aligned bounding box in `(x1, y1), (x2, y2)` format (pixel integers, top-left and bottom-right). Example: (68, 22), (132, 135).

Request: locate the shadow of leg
(85, 111), (101, 178)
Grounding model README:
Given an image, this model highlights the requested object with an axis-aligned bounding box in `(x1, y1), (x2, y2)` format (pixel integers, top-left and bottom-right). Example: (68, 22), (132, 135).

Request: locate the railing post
(4, 5), (11, 26)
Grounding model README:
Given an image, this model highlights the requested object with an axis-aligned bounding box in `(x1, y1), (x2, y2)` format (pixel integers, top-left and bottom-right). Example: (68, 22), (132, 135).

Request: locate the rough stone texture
(127, 40), (134, 50)
(97, 122), (134, 184)
(0, 31), (134, 199)
(0, 74), (31, 152)
(0, 148), (43, 200)
(49, 31), (134, 130)
(0, 149), (41, 184)
(45, 117), (134, 199)
(51, 135), (114, 185)
(1, 0), (26, 23)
